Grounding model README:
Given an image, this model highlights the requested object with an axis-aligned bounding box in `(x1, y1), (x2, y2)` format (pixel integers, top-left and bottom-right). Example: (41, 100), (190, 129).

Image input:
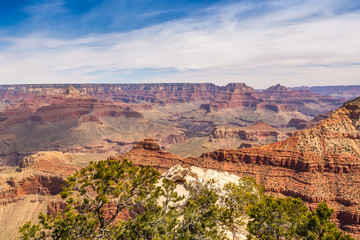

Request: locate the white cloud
(0, 0), (359, 88)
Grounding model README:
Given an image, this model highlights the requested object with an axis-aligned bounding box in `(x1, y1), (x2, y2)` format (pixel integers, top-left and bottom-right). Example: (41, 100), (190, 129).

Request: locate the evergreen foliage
(247, 197), (354, 240)
(19, 159), (354, 240)
(221, 177), (264, 230)
(20, 159), (162, 239)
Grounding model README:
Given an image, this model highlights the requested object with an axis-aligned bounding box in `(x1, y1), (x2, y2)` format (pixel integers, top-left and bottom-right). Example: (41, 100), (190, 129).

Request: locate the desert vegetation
(19, 159), (353, 240)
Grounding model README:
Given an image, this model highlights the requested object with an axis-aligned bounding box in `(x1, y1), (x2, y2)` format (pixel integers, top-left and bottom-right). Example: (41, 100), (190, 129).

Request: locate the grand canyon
(0, 83), (349, 165)
(1, 83), (360, 238)
(2, 1), (360, 239)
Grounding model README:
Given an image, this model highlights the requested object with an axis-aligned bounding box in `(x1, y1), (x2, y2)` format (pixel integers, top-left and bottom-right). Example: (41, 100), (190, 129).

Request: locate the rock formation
(0, 84), (359, 238)
(292, 85), (360, 100)
(16, 151), (76, 175)
(1, 93), (360, 237)
(161, 165), (248, 240)
(0, 83), (345, 115)
(117, 138), (186, 172)
(116, 97), (360, 237)
(198, 83), (344, 117)
(0, 83), (346, 165)
(210, 121), (293, 148)
(0, 87), (186, 166)
(286, 112), (332, 130)
(0, 152), (78, 239)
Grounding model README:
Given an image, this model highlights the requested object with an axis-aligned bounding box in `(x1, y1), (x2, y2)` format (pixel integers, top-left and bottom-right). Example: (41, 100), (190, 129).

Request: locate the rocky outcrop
(0, 174), (65, 203)
(162, 164), (241, 195)
(264, 84), (322, 100)
(0, 151), (79, 239)
(203, 97), (360, 173)
(161, 165), (248, 240)
(261, 84), (345, 115)
(0, 195), (63, 239)
(28, 99), (142, 123)
(119, 143), (360, 237)
(286, 118), (309, 129)
(133, 138), (161, 151)
(116, 139), (185, 172)
(287, 112), (332, 130)
(200, 84), (259, 111)
(17, 151), (76, 175)
(161, 133), (187, 145)
(198, 83), (344, 116)
(256, 103), (297, 112)
(210, 121), (293, 147)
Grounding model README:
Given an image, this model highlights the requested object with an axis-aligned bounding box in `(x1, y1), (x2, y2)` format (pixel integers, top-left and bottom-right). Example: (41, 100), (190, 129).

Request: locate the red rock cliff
(117, 98), (360, 237)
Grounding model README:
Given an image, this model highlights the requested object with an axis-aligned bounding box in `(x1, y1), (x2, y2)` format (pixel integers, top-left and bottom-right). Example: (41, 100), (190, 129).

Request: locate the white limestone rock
(162, 164), (190, 182)
(160, 165), (249, 240)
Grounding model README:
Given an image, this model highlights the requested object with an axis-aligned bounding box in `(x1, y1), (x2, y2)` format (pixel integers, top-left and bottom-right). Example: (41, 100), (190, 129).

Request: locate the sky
(0, 0), (360, 88)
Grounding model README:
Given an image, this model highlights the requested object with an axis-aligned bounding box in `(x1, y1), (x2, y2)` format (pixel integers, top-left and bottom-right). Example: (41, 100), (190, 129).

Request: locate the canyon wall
(292, 85), (360, 100)
(0, 83), (346, 115)
(118, 97), (360, 237)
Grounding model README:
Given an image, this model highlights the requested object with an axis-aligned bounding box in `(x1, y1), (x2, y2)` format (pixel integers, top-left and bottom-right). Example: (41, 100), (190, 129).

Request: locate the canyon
(0, 83), (350, 166)
(117, 97), (360, 237)
(1, 83), (360, 239)
(0, 151), (78, 239)
(292, 85), (360, 100)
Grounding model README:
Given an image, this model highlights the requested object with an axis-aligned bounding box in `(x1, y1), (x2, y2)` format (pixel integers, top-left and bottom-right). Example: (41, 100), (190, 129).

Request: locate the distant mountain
(291, 85), (360, 100)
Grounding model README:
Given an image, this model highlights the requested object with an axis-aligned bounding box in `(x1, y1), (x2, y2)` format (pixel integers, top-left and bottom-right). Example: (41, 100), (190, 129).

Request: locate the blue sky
(0, 0), (360, 88)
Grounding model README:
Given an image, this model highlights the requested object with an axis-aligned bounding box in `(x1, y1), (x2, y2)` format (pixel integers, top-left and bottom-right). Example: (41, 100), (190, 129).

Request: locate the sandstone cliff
(0, 152), (78, 239)
(0, 83), (346, 166)
(0, 83), (344, 116)
(199, 83), (343, 117)
(292, 85), (360, 100)
(0, 87), (187, 166)
(210, 121), (293, 148)
(116, 97), (360, 237)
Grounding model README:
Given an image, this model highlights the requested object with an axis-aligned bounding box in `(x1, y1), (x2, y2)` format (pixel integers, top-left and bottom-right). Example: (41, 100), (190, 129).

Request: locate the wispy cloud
(0, 0), (359, 88)
(23, 1), (68, 15)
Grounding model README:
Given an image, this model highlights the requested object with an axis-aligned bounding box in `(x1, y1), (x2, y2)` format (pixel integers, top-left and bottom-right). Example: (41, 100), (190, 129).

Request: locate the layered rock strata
(0, 87), (185, 166)
(292, 85), (360, 100)
(0, 83), (345, 116)
(210, 121), (293, 147)
(117, 98), (360, 237)
(199, 83), (344, 116)
(0, 152), (78, 239)
(0, 83), (348, 166)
